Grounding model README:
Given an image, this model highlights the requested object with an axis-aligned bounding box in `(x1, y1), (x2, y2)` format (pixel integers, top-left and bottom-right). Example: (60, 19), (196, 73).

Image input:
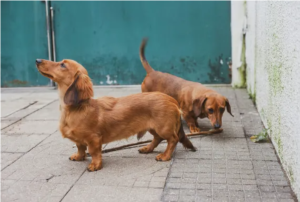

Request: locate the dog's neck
(57, 85), (68, 110)
(57, 85), (90, 112)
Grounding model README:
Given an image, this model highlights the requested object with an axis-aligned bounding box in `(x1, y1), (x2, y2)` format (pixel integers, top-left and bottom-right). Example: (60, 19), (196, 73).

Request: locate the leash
(83, 128), (223, 156)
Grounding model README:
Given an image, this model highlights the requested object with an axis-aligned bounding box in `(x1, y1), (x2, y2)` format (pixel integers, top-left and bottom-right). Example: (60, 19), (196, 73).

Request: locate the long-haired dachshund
(35, 59), (195, 171)
(139, 38), (234, 133)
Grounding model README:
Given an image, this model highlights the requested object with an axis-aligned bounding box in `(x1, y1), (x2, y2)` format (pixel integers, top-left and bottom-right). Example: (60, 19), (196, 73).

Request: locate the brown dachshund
(139, 39), (234, 133)
(35, 59), (195, 171)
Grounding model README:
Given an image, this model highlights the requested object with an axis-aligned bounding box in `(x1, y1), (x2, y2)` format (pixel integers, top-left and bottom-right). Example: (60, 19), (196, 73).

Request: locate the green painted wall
(1, 1), (50, 87)
(52, 1), (231, 85)
(1, 1), (231, 86)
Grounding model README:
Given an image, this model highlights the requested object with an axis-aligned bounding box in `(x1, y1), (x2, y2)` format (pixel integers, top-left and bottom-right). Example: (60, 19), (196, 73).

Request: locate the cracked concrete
(1, 86), (296, 202)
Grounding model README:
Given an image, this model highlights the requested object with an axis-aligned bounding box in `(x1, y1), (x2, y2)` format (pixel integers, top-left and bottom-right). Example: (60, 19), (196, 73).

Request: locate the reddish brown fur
(139, 38), (233, 133)
(36, 59), (195, 172)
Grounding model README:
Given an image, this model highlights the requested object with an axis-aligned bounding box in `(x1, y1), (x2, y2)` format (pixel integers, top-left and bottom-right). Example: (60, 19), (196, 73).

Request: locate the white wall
(242, 1), (300, 198)
(244, 1), (256, 98)
(231, 1), (247, 88)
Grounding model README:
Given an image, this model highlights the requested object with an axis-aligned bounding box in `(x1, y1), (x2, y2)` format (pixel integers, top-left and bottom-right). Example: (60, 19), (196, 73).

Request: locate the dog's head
(192, 93), (233, 129)
(35, 59), (93, 106)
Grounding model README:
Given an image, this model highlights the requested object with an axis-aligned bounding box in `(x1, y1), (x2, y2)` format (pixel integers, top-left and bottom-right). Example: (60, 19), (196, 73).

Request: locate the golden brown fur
(139, 38), (234, 133)
(36, 59), (195, 171)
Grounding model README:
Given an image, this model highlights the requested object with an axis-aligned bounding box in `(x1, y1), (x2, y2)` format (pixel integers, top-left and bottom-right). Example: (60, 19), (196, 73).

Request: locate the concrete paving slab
(62, 185), (163, 202)
(1, 100), (33, 118)
(4, 100), (57, 119)
(1, 145), (87, 183)
(2, 120), (58, 135)
(1, 86), (296, 202)
(1, 92), (32, 103)
(1, 133), (49, 153)
(1, 90), (57, 117)
(1, 118), (20, 129)
(24, 101), (60, 121)
(1, 180), (71, 202)
(76, 157), (169, 186)
(1, 152), (24, 170)
(162, 88), (296, 202)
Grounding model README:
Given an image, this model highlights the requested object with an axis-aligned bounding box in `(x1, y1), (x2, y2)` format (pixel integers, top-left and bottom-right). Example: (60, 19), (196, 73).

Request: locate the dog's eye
(220, 108), (225, 113)
(60, 63), (66, 68)
(208, 108), (214, 114)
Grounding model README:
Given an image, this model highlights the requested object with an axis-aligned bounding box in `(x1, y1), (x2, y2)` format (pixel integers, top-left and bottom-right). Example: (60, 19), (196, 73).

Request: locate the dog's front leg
(69, 143), (87, 161)
(87, 135), (103, 172)
(183, 112), (200, 133)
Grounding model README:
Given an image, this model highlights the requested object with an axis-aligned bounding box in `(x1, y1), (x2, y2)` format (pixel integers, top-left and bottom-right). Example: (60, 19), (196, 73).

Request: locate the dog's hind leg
(178, 120), (197, 151)
(155, 134), (178, 161)
(138, 130), (162, 154)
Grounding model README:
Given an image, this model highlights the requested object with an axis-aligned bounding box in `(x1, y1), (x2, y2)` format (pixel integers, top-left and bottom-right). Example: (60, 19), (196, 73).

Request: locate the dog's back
(139, 38), (207, 101)
(97, 92), (180, 142)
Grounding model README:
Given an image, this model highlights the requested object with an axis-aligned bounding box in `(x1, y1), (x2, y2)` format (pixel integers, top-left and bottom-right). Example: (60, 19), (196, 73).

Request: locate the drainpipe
(44, 0), (55, 87)
(50, 7), (56, 63)
(50, 6), (57, 87)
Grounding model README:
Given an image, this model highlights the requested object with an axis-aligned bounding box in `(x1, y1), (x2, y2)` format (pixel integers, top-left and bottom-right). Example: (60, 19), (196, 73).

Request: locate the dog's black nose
(214, 123), (220, 129)
(36, 59), (42, 64)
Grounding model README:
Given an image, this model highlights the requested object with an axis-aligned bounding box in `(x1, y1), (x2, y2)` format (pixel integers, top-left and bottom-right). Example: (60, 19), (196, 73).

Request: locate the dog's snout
(214, 123), (220, 129)
(36, 59), (42, 64)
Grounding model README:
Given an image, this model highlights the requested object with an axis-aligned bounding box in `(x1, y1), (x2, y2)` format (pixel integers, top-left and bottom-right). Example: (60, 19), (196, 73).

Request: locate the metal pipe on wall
(50, 6), (57, 87)
(50, 7), (56, 62)
(45, 0), (54, 86)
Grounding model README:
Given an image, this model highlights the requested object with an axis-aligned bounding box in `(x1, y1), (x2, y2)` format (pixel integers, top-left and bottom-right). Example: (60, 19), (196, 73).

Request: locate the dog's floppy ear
(225, 98), (234, 117)
(64, 73), (93, 106)
(192, 96), (207, 117)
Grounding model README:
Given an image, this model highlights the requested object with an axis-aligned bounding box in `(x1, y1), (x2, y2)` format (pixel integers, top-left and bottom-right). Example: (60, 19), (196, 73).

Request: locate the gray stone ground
(1, 86), (296, 202)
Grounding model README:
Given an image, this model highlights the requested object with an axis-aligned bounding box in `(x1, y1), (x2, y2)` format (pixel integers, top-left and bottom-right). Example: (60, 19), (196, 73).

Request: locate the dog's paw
(87, 162), (102, 172)
(138, 146), (153, 154)
(189, 126), (201, 133)
(155, 153), (171, 161)
(191, 147), (197, 152)
(69, 153), (85, 161)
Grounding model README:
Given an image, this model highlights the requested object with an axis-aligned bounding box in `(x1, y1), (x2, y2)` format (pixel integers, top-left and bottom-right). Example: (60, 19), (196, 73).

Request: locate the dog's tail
(139, 38), (154, 73)
(178, 118), (197, 151)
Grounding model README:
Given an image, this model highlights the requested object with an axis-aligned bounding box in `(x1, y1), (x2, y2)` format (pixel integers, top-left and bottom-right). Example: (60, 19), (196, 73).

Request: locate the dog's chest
(59, 110), (82, 142)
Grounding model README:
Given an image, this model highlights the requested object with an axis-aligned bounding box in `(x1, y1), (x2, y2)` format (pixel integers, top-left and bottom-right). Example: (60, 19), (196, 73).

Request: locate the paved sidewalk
(1, 86), (296, 202)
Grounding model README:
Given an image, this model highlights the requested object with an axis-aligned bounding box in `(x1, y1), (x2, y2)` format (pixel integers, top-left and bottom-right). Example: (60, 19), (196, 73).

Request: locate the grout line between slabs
(1, 99), (58, 130)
